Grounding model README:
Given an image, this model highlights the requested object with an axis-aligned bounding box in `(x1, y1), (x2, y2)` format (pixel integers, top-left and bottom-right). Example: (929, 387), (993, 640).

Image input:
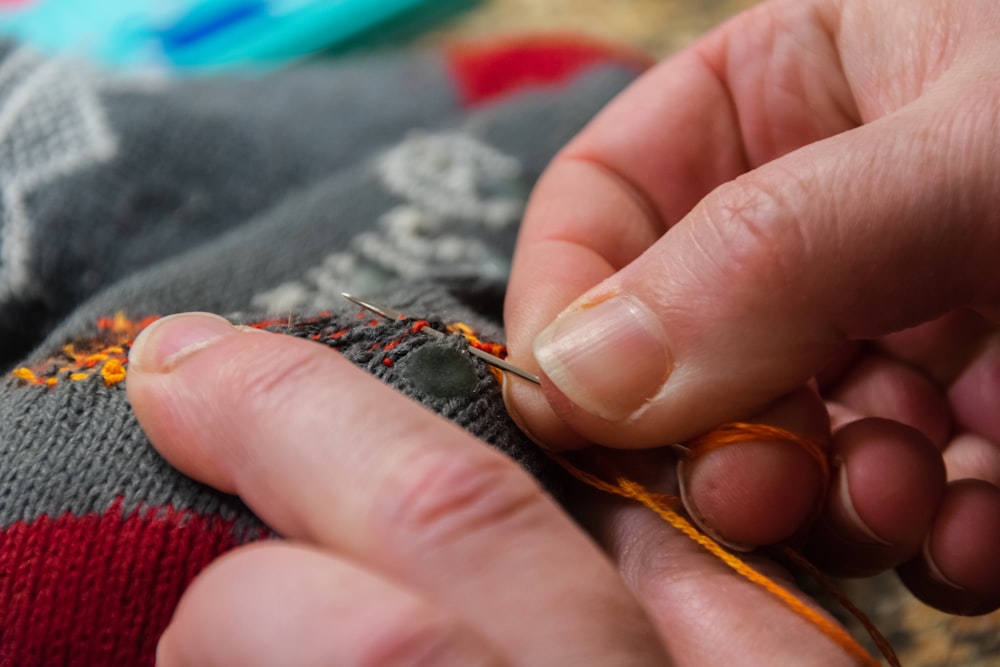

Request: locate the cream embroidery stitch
(252, 131), (526, 312)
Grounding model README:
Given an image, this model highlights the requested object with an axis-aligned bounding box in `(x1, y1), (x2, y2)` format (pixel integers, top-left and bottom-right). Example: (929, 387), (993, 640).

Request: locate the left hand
(127, 312), (868, 666)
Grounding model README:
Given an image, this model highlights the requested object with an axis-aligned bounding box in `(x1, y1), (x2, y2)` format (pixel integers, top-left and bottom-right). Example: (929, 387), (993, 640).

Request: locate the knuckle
(698, 172), (813, 302)
(377, 447), (549, 555)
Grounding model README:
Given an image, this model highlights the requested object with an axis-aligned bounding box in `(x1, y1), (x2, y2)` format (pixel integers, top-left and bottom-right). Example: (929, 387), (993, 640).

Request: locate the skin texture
(128, 313), (856, 666)
(126, 1), (1000, 664)
(504, 0), (1000, 616)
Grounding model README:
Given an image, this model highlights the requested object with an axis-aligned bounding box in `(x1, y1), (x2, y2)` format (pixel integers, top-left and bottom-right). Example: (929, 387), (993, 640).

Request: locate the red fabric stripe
(446, 35), (652, 107)
(0, 498), (253, 667)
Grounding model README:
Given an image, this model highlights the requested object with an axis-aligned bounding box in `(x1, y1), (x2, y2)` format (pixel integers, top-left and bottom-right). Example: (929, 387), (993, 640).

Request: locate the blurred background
(1, 1), (996, 664)
(0, 0), (759, 72)
(421, 0), (761, 59)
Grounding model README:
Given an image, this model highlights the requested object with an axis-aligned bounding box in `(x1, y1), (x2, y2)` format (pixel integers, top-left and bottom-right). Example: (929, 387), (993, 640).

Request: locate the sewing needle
(341, 293), (541, 385)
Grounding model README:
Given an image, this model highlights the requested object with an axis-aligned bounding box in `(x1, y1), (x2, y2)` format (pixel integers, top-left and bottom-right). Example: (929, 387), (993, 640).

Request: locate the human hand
(504, 0), (1000, 614)
(127, 313), (874, 666)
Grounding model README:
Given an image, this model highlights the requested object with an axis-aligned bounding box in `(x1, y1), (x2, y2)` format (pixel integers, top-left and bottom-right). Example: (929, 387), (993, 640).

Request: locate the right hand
(504, 0), (1000, 615)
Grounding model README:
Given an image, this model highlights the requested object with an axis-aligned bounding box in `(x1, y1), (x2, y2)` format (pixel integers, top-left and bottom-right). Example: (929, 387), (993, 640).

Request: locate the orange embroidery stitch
(11, 367), (36, 382)
(101, 359), (128, 385)
(11, 313), (159, 388)
(411, 320), (432, 334)
(445, 322), (508, 383)
(447, 322), (508, 358)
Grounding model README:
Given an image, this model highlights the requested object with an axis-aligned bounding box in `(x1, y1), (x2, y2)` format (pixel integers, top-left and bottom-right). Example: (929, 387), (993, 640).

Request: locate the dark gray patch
(401, 344), (478, 398)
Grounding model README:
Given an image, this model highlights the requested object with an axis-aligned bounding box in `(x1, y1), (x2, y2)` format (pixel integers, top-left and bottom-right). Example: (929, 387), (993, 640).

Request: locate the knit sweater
(0, 36), (644, 665)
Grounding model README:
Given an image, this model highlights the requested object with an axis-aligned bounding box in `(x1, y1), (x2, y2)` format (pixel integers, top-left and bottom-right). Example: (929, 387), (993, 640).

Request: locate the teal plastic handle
(0, 0), (474, 73)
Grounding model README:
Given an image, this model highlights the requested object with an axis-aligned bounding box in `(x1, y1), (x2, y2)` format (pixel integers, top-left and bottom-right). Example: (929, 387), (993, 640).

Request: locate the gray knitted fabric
(0, 38), (635, 665)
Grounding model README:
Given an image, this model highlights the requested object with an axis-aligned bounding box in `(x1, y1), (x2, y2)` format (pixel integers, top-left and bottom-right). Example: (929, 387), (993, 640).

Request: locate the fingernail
(129, 312), (238, 373)
(923, 536), (966, 591)
(836, 465), (893, 546)
(533, 295), (671, 421)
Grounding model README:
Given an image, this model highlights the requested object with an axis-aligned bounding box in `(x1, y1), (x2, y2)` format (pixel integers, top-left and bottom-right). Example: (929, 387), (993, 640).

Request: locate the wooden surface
(422, 0), (760, 57)
(427, 2), (1000, 664)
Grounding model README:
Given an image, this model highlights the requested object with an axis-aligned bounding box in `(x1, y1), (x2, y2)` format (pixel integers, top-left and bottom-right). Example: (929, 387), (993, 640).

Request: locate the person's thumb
(530, 89), (1000, 448)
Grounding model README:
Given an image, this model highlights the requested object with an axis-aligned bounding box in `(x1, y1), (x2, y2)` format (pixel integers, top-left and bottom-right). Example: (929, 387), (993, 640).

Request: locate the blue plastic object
(0, 0), (472, 73)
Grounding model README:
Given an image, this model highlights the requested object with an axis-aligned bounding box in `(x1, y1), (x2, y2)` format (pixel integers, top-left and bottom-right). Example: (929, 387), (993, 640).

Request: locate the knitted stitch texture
(0, 37), (640, 666)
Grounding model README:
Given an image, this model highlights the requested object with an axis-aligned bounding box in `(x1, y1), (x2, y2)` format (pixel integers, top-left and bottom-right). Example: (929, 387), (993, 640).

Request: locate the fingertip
(128, 312), (239, 374)
(125, 314), (243, 493)
(501, 372), (589, 451)
(125, 313), (301, 494)
(807, 418), (945, 576)
(898, 479), (1000, 616)
(675, 388), (831, 548)
(834, 419), (945, 546)
(679, 432), (827, 549)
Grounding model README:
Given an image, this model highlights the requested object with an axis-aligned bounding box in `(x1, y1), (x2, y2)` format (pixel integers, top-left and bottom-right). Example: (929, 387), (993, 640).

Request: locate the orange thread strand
(545, 423), (893, 667)
(778, 545), (900, 666)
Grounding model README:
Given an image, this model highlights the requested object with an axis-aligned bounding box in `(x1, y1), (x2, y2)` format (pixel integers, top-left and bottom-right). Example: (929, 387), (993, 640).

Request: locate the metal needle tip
(340, 293), (403, 321)
(468, 347), (540, 384)
(340, 293), (540, 384)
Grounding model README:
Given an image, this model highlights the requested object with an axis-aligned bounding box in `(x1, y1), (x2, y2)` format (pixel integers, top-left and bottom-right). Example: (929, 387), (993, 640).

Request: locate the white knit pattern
(252, 131), (525, 313)
(0, 47), (118, 300)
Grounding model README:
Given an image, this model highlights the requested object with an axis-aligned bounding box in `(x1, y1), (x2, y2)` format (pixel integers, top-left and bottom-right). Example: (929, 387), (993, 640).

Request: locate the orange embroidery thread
(11, 367), (36, 382)
(12, 313), (159, 388)
(444, 323), (892, 662)
(447, 322), (508, 383)
(545, 424), (899, 667)
(447, 322), (508, 358)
